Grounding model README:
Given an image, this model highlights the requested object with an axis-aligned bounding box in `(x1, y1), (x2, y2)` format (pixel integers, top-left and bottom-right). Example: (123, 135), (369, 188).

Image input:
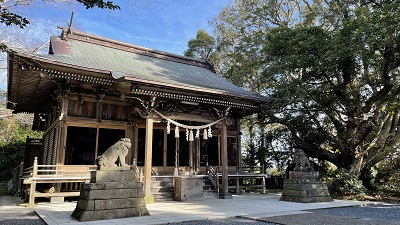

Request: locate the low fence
(206, 166), (270, 194)
(22, 157), (97, 207)
(22, 157), (142, 207)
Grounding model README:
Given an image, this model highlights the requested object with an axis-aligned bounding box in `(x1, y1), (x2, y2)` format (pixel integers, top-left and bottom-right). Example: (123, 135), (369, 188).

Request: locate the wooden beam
(144, 116), (154, 203)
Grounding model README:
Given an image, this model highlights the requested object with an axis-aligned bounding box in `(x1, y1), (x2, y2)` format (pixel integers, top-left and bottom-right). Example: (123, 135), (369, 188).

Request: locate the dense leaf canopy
(211, 0), (400, 176)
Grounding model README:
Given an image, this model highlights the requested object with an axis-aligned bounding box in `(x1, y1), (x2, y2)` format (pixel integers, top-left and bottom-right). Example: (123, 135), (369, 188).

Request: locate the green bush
(373, 153), (400, 192)
(0, 117), (42, 182)
(330, 168), (367, 195)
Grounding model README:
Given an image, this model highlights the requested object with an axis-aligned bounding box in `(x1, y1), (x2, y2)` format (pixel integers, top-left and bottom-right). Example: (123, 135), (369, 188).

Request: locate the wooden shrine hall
(7, 27), (268, 203)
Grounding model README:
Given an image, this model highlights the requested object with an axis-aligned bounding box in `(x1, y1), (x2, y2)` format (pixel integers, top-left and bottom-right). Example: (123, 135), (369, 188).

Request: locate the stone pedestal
(280, 171), (333, 203)
(71, 170), (150, 222)
(174, 176), (203, 201)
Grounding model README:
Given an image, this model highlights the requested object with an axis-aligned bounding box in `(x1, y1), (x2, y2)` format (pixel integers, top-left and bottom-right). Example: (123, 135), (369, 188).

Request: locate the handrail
(23, 157), (97, 178)
(206, 165), (219, 193)
(132, 165), (141, 182)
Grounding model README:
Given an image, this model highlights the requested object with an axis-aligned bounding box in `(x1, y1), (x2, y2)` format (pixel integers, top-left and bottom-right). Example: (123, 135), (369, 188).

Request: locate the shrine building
(7, 27), (268, 203)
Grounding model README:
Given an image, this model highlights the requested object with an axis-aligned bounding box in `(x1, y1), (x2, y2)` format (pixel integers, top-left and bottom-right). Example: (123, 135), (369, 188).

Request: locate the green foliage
(0, 118), (42, 181)
(329, 168), (367, 196)
(373, 151), (400, 192)
(0, 7), (29, 28)
(0, 0), (120, 49)
(184, 29), (216, 61)
(241, 117), (291, 176)
(76, 0), (120, 10)
(212, 0), (400, 179)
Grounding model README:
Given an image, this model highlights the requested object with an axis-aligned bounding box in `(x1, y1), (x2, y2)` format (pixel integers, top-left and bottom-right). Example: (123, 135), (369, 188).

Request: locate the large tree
(184, 29), (216, 61)
(212, 0), (400, 177)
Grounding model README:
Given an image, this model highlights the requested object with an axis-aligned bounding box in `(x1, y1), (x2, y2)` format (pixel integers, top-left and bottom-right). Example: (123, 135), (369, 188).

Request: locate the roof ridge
(58, 27), (214, 70)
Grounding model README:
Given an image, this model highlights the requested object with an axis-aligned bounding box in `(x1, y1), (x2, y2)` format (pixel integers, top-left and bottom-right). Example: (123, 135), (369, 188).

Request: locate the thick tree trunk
(348, 156), (364, 178)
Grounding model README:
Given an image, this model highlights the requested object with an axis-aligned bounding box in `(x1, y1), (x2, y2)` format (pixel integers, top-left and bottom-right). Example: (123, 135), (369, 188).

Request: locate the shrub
(330, 168), (367, 195)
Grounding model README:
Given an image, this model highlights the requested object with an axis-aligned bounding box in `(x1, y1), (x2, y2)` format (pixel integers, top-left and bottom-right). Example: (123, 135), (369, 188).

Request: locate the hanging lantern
(186, 129), (189, 141)
(195, 129), (200, 139)
(167, 121), (170, 134)
(203, 128), (208, 140)
(208, 126), (212, 138)
(175, 126), (180, 138)
(189, 130), (194, 141)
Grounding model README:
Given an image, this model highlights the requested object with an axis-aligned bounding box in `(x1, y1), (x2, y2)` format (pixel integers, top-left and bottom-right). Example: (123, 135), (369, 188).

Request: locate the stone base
(280, 178), (333, 203)
(72, 171), (150, 222)
(72, 206), (149, 221)
(219, 192), (233, 199)
(50, 196), (64, 203)
(174, 176), (204, 202)
(90, 170), (137, 183)
(289, 171), (320, 179)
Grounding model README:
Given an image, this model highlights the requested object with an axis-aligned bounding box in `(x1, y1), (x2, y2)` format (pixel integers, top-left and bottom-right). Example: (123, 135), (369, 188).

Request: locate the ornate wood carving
(157, 102), (221, 120)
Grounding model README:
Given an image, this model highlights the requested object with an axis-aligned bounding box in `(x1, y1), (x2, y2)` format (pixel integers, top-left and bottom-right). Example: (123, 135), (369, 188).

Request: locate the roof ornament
(67, 10), (75, 35)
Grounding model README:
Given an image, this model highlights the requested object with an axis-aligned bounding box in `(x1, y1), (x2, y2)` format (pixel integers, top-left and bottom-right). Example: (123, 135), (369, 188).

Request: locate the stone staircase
(203, 176), (219, 199)
(151, 175), (219, 201)
(151, 176), (174, 201)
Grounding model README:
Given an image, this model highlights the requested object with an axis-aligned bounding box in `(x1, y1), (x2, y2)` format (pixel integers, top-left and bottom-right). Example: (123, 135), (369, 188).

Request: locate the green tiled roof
(30, 33), (266, 102)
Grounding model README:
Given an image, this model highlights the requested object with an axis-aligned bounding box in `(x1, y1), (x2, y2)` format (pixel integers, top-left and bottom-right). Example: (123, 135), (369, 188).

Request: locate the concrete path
(1, 194), (370, 225)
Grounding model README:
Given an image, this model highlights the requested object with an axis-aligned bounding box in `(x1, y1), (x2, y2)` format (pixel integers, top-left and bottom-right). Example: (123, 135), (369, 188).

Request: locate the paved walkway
(1, 194), (370, 225)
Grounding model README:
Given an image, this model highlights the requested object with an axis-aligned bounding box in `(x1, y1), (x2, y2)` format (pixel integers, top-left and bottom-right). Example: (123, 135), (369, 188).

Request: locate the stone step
(151, 181), (173, 187)
(203, 179), (212, 185)
(151, 186), (174, 193)
(151, 176), (174, 182)
(150, 177), (174, 201)
(203, 184), (215, 191)
(152, 192), (174, 201)
(202, 176), (218, 198)
(203, 191), (219, 199)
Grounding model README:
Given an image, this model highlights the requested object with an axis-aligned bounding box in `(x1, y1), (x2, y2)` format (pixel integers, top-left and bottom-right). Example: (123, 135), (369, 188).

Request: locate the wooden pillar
(219, 120), (232, 199)
(237, 118), (242, 173)
(195, 139), (200, 173)
(174, 137), (179, 176)
(189, 141), (194, 175)
(163, 129), (167, 174)
(144, 116), (154, 203)
(57, 96), (68, 165)
(133, 125), (139, 165)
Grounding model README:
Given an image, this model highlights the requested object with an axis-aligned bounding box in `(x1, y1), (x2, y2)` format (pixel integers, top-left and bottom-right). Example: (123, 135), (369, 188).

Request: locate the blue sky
(27, 0), (230, 55)
(0, 1), (230, 91)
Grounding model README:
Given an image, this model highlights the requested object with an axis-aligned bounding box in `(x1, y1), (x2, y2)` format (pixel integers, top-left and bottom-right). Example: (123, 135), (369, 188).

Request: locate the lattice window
(52, 127), (59, 165)
(42, 133), (49, 165)
(49, 129), (55, 165)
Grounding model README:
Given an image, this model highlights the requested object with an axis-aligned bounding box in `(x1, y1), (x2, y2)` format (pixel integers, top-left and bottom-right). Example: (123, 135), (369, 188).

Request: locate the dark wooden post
(219, 120), (232, 199)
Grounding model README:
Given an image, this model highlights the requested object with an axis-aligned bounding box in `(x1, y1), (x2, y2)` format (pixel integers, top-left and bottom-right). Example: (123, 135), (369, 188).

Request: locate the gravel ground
(310, 203), (400, 222)
(167, 217), (275, 225)
(1, 203), (400, 225)
(168, 203), (400, 225)
(0, 210), (45, 225)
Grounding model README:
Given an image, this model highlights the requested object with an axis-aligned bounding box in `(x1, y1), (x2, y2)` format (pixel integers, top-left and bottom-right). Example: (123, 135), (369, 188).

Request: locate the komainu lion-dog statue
(96, 138), (131, 170)
(293, 148), (313, 171)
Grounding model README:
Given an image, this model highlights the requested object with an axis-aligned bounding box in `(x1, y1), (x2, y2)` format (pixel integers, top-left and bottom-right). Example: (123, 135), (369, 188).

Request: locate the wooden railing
(23, 157), (95, 207)
(206, 166), (268, 194)
(23, 157), (144, 207)
(206, 165), (219, 193)
(132, 159), (142, 182)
